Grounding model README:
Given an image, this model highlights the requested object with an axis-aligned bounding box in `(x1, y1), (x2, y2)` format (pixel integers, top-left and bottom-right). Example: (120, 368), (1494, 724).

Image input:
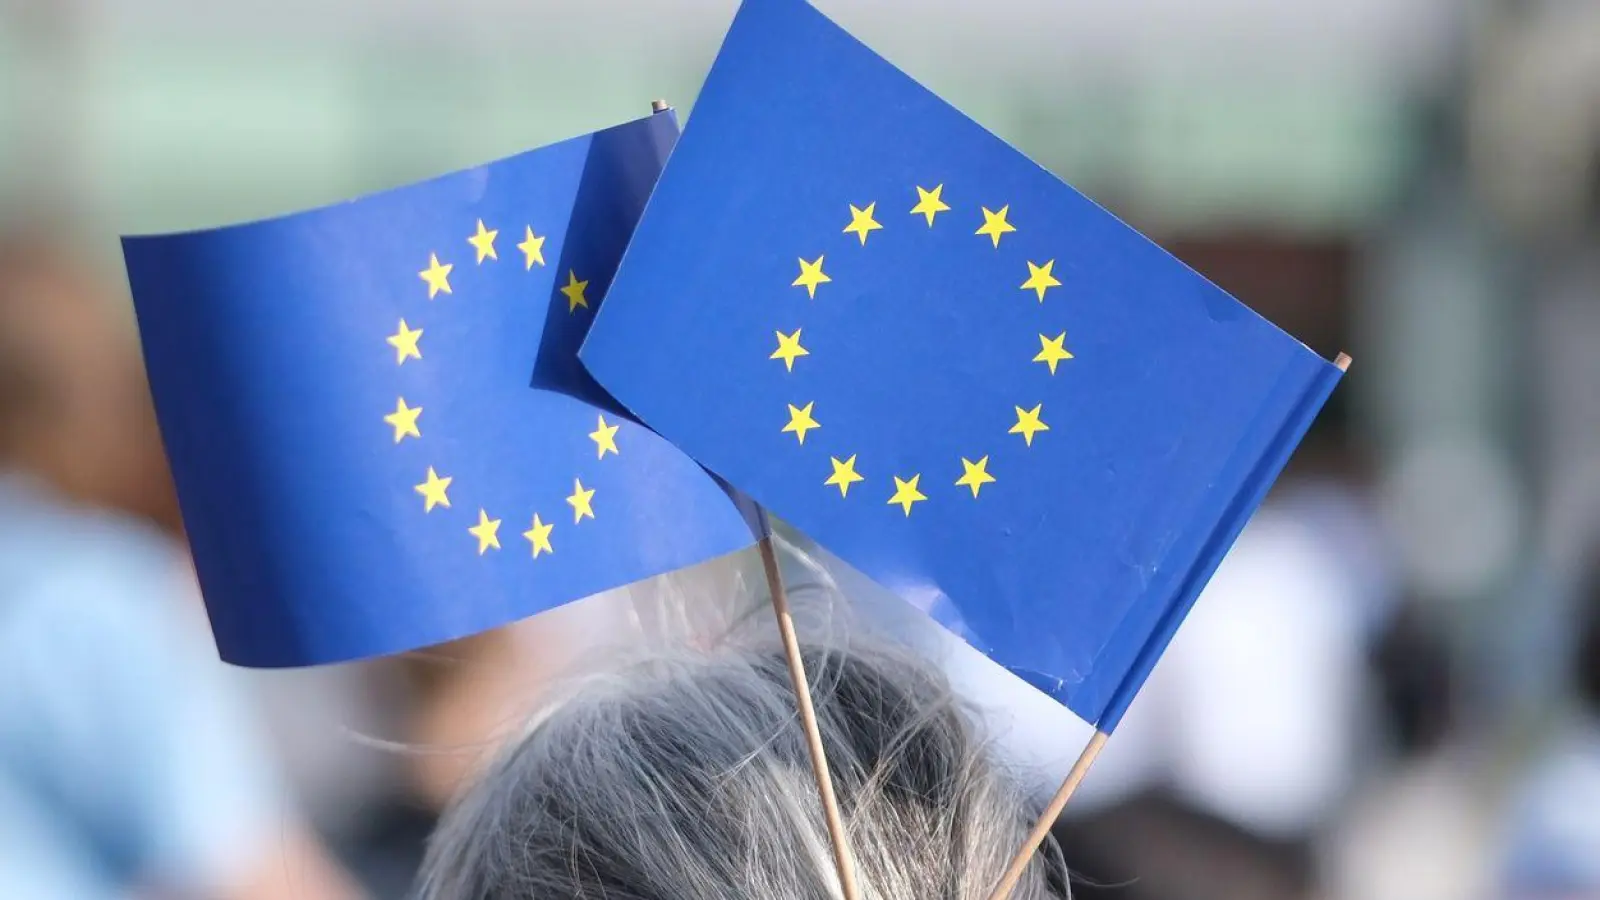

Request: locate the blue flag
(124, 112), (755, 668)
(580, 0), (1343, 730)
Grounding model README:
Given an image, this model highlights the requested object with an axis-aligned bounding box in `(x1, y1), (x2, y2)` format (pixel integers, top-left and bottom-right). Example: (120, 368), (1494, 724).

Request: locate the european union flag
(581, 0), (1343, 730)
(124, 111), (755, 668)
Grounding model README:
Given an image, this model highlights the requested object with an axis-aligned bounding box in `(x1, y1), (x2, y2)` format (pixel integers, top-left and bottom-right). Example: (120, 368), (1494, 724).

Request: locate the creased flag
(124, 111), (755, 667)
(581, 0), (1343, 730)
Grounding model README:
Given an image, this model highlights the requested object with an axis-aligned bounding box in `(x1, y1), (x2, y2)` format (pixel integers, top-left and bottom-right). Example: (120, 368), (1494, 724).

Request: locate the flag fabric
(124, 111), (756, 668)
(580, 0), (1343, 730)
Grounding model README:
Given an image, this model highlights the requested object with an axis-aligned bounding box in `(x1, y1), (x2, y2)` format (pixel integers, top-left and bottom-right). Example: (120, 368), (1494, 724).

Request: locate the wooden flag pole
(987, 351), (1355, 900)
(758, 530), (864, 900)
(985, 730), (1109, 900)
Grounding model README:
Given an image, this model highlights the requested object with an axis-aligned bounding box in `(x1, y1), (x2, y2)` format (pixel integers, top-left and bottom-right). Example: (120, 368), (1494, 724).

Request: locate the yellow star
(955, 456), (996, 498)
(414, 466), (452, 512)
(522, 514), (554, 558)
(824, 454), (864, 498)
(386, 319), (423, 365)
(559, 270), (589, 312)
(468, 509), (502, 555)
(419, 253), (453, 299)
(792, 256), (831, 298)
(566, 478), (596, 523)
(1009, 404), (1049, 447)
(517, 226), (546, 269)
(843, 202), (883, 245)
(467, 219), (499, 264)
(910, 184), (951, 227)
(770, 329), (809, 372)
(1033, 332), (1074, 374)
(887, 474), (927, 516)
(589, 414), (620, 459)
(383, 397), (422, 443)
(1021, 260), (1061, 302)
(782, 401), (820, 445)
(976, 205), (1016, 248)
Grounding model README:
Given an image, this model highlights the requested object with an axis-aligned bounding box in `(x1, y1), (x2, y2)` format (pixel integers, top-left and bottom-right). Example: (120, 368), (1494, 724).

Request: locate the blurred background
(1, 0), (1598, 898)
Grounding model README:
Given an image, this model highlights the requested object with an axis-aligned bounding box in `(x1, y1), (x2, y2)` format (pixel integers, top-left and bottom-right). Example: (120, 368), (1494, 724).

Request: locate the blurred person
(1368, 595), (1455, 761)
(1499, 547), (1600, 897)
(0, 229), (365, 900)
(0, 233), (181, 535)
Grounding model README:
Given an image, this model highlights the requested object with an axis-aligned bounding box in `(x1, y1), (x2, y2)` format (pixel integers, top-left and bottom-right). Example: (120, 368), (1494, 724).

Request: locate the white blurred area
(5, 0), (1600, 898)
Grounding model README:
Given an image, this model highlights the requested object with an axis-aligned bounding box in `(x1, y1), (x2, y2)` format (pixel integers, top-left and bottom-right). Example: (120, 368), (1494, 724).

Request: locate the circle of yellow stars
(386, 217), (620, 557)
(777, 185), (1074, 516)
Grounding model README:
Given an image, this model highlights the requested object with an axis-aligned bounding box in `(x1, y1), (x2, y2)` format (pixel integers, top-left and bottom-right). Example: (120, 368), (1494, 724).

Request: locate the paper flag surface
(581, 0), (1342, 729)
(125, 111), (755, 667)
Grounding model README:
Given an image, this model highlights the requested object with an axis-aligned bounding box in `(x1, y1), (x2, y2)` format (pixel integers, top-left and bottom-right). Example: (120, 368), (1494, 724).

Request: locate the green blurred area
(0, 32), (1416, 239)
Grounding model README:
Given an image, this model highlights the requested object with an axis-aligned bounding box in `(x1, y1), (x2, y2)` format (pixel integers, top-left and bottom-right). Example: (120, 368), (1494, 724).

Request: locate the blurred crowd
(3, 1), (1600, 898)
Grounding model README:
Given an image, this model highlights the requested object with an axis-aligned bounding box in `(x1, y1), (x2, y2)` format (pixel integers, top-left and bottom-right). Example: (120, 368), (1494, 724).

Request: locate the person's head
(419, 573), (1071, 900)
(0, 228), (179, 530)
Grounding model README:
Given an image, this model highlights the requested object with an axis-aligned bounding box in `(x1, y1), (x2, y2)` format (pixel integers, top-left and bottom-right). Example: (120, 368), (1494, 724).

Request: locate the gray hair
(417, 553), (1071, 900)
